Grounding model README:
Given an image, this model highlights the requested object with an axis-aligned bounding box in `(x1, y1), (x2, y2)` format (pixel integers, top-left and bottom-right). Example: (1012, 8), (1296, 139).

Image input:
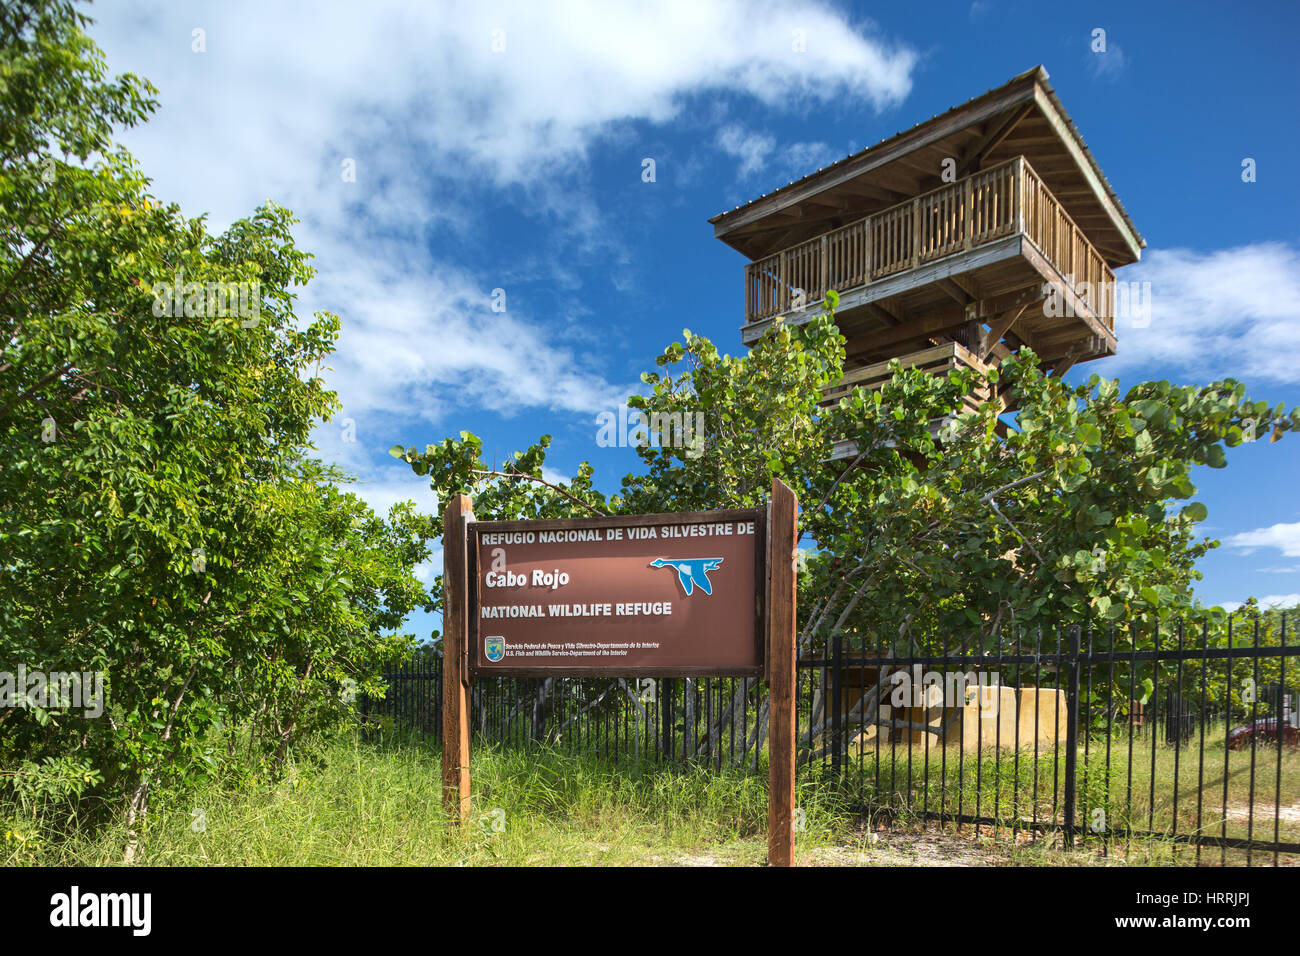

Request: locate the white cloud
(93, 1), (916, 224)
(1087, 42), (1126, 80)
(1222, 594), (1300, 612)
(412, 556), (442, 586)
(1110, 243), (1300, 385)
(301, 256), (634, 421)
(716, 124), (777, 178)
(310, 414), (440, 517)
(1226, 521), (1300, 558)
(345, 474), (441, 519)
(715, 125), (841, 183)
(89, 0), (917, 439)
(773, 140), (841, 183)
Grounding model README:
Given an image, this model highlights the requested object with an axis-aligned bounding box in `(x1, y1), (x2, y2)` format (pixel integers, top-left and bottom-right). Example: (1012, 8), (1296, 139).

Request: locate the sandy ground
(663, 826), (1025, 866)
(808, 831), (1007, 866)
(1223, 802), (1300, 822)
(655, 815), (1300, 866)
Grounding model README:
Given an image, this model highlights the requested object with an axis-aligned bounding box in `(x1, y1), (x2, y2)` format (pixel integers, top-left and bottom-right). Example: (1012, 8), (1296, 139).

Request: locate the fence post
(660, 677), (674, 761)
(1165, 687), (1174, 746)
(684, 678), (695, 762)
(831, 633), (843, 777)
(433, 657), (442, 736)
(1062, 624), (1081, 849)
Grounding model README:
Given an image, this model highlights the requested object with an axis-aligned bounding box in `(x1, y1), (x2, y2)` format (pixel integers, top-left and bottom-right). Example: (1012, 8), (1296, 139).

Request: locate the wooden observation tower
(710, 66), (1144, 455)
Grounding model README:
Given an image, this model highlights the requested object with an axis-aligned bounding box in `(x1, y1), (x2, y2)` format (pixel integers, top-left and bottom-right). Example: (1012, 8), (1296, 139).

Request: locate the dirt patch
(808, 826), (1014, 866)
(1224, 802), (1300, 822)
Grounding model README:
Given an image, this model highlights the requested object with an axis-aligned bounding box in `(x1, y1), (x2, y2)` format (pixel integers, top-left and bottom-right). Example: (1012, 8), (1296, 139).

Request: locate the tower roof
(709, 66), (1144, 267)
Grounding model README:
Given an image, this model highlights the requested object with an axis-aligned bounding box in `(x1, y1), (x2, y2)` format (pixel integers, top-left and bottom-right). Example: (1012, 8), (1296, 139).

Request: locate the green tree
(0, 0), (431, 857)
(395, 297), (1299, 761)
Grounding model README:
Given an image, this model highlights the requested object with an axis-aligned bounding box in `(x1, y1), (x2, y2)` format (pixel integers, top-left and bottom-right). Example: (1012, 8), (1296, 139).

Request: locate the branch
(0, 227), (57, 309)
(988, 496), (1046, 566)
(978, 470), (1048, 503)
(159, 661), (200, 743)
(0, 362), (74, 420)
(471, 468), (608, 517)
(797, 448), (867, 546)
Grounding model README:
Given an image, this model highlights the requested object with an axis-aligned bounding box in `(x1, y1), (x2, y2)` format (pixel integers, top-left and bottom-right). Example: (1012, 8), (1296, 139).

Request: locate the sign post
(438, 480), (798, 863)
(441, 493), (473, 826)
(766, 479), (798, 867)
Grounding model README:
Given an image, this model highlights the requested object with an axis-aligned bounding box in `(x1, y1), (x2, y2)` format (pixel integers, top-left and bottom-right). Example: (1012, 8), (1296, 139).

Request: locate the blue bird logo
(649, 557), (723, 596)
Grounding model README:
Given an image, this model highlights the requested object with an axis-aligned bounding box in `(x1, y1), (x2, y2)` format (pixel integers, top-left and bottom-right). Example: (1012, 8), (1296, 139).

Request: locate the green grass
(6, 729), (1293, 866)
(820, 728), (1300, 865)
(5, 732), (846, 866)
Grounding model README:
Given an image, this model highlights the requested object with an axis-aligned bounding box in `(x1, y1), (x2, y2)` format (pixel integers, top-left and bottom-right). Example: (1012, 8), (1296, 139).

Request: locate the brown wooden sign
(469, 509), (765, 677)
(442, 484), (797, 865)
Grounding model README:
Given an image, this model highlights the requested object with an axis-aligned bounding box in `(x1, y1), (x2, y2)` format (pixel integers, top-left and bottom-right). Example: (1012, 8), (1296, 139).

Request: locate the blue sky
(89, 0), (1300, 632)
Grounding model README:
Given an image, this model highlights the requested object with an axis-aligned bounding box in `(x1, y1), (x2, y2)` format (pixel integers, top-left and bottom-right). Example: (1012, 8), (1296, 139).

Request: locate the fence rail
(365, 613), (1297, 865)
(743, 156), (1116, 330)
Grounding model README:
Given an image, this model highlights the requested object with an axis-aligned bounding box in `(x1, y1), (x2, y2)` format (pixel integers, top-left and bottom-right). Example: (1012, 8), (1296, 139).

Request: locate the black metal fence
(364, 613), (1299, 865)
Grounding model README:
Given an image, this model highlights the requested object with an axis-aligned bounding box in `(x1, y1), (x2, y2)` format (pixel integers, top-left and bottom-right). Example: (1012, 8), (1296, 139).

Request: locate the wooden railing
(743, 156), (1115, 328)
(1019, 160), (1112, 326)
(820, 341), (995, 413)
